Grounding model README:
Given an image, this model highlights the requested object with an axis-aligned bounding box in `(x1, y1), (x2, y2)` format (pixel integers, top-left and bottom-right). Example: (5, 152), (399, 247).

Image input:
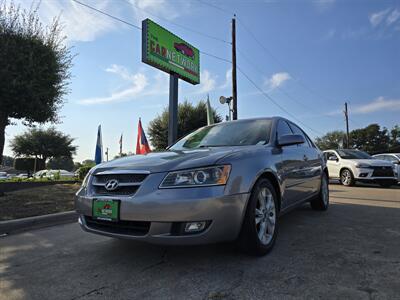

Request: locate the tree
(350, 124), (389, 154)
(10, 127), (77, 165)
(148, 101), (222, 150)
(46, 156), (75, 171)
(315, 130), (346, 150)
(389, 125), (400, 152)
(0, 1), (73, 164)
(0, 155), (14, 167)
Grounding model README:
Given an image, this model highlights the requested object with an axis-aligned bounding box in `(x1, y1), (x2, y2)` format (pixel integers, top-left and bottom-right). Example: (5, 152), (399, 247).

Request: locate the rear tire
(311, 172), (329, 211)
(340, 169), (355, 186)
(237, 178), (278, 256)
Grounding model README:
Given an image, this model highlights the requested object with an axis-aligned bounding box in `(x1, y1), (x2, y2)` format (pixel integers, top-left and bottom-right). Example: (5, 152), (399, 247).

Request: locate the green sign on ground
(142, 18), (200, 85)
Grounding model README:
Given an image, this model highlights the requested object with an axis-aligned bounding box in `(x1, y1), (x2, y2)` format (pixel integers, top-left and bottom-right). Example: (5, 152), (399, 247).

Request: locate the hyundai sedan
(75, 117), (329, 256)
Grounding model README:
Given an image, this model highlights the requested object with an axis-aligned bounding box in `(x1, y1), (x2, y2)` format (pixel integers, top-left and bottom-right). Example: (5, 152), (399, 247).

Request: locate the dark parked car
(76, 117), (329, 256)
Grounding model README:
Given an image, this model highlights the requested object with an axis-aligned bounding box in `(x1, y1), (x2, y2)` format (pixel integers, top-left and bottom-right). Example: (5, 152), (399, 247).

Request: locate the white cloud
(387, 9), (400, 25)
(79, 64), (169, 105)
(369, 8), (391, 27)
(105, 64), (137, 82)
(17, 0), (191, 43)
(195, 70), (216, 94)
(219, 68), (232, 90)
(133, 0), (187, 20)
(353, 97), (400, 114)
(266, 72), (291, 89)
(79, 72), (148, 104)
(19, 0), (121, 43)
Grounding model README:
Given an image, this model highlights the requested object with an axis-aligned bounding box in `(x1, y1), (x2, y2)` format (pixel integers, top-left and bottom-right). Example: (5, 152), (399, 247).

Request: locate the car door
(288, 122), (321, 197)
(275, 120), (307, 208)
(325, 151), (341, 178)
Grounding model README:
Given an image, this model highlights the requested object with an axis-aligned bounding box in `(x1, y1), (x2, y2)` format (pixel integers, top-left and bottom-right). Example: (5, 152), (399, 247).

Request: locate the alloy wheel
(255, 187), (276, 245)
(341, 170), (351, 185)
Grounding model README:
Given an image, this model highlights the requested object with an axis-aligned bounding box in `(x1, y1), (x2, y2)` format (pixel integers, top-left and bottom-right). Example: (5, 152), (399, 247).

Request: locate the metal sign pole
(168, 73), (179, 146)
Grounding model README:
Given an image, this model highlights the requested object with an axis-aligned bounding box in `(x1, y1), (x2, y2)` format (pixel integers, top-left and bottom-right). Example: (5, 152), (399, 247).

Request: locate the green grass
(0, 183), (81, 221)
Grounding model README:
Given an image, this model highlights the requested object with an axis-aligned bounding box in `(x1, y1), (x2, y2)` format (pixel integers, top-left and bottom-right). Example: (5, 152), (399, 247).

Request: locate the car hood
(346, 159), (394, 167)
(92, 147), (243, 174)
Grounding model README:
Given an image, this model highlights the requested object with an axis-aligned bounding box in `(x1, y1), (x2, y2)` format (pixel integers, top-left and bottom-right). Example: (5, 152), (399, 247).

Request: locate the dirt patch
(0, 184), (81, 221)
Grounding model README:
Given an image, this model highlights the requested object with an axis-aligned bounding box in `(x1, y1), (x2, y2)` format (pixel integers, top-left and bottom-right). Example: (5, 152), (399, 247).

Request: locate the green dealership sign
(142, 19), (200, 85)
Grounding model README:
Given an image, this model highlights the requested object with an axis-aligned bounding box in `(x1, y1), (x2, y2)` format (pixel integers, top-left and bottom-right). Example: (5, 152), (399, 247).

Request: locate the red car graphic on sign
(174, 43), (195, 59)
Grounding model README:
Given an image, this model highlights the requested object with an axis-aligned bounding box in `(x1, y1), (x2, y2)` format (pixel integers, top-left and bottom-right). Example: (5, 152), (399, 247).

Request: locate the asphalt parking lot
(1, 183), (399, 300)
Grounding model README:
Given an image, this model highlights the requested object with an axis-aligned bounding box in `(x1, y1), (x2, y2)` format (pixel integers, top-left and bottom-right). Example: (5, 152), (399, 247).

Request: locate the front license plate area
(92, 199), (120, 222)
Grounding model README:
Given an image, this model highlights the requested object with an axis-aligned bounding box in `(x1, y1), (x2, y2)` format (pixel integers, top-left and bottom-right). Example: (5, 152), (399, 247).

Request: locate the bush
(77, 165), (93, 180)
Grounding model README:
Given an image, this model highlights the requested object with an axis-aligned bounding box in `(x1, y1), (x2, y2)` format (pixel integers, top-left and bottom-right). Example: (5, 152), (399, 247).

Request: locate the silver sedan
(75, 117), (329, 256)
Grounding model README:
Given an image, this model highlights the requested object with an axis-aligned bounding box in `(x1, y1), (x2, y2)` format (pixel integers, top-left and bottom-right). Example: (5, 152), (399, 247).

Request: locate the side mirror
(277, 134), (305, 147)
(328, 156), (338, 162)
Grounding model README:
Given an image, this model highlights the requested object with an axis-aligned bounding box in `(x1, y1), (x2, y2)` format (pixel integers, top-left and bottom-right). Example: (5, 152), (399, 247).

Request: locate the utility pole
(344, 102), (350, 148)
(105, 147), (109, 162)
(231, 15), (238, 120)
(168, 73), (178, 146)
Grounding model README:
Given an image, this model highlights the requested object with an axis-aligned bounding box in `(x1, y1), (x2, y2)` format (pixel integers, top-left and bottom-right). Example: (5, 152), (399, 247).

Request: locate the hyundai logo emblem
(105, 179), (119, 191)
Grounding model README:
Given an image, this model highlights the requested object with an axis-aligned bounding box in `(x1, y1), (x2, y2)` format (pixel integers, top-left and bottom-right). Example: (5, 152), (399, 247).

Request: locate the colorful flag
(95, 125), (103, 165)
(206, 94), (214, 125)
(119, 133), (123, 155)
(136, 118), (151, 155)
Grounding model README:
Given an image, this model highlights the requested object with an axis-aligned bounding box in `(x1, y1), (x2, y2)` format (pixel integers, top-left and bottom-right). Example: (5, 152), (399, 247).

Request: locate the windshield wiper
(198, 145), (229, 148)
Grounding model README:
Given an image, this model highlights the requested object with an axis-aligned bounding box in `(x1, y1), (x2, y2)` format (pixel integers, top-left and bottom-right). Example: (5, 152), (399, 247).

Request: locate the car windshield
(337, 149), (372, 159)
(170, 119), (272, 150)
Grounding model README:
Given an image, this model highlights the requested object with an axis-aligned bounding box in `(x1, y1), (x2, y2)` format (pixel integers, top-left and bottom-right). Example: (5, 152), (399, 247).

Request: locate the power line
(236, 17), (341, 105)
(72, 0), (142, 30)
(72, 0), (230, 63)
(237, 67), (324, 135)
(196, 0), (235, 17)
(123, 0), (231, 44)
(72, 0), (324, 136)
(200, 50), (231, 64)
(237, 47), (341, 122)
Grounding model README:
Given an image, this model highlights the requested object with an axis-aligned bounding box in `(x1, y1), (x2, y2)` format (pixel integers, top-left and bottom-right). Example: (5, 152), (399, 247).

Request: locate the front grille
(372, 167), (394, 177)
(85, 216), (150, 236)
(94, 174), (147, 184)
(91, 172), (148, 196)
(93, 185), (139, 196)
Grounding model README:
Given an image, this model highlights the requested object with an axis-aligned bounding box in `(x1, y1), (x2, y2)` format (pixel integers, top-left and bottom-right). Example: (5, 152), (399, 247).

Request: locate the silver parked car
(372, 153), (400, 183)
(76, 117), (329, 256)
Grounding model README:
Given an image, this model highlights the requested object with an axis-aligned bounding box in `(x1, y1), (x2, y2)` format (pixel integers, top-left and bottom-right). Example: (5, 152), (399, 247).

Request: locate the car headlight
(355, 163), (371, 168)
(160, 165), (231, 188)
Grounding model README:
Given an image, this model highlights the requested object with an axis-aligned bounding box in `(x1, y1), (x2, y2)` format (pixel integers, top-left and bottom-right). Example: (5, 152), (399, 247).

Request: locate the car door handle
(303, 155), (308, 161)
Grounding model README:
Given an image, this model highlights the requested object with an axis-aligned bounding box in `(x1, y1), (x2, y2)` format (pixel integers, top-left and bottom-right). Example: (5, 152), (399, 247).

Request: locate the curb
(0, 211), (78, 235)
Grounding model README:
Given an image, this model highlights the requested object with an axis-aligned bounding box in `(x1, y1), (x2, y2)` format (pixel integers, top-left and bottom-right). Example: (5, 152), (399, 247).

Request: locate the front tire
(340, 169), (355, 186)
(237, 178), (278, 256)
(311, 172), (329, 211)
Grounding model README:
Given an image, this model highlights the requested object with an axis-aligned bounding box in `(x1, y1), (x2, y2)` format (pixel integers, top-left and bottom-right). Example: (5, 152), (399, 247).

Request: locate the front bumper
(75, 182), (249, 245)
(353, 167), (397, 183)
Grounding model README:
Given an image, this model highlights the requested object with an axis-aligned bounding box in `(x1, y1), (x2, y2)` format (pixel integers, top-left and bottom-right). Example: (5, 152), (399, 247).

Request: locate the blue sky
(5, 0), (400, 162)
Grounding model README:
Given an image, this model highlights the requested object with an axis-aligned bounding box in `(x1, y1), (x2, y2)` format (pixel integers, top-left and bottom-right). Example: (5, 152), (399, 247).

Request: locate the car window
(325, 151), (338, 161)
(170, 119), (273, 150)
(288, 123), (309, 147)
(386, 155), (398, 163)
(276, 120), (293, 139)
(337, 149), (372, 159)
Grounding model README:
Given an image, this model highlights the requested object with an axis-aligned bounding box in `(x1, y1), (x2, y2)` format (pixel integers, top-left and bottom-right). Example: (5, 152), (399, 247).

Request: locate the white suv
(323, 149), (397, 187)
